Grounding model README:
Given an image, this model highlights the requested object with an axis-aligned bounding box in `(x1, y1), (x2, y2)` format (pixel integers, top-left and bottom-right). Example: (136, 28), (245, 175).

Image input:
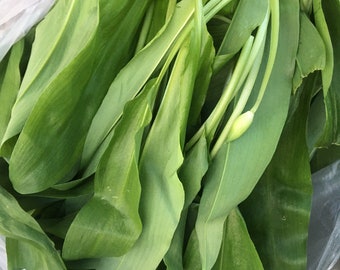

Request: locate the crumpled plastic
(308, 160), (340, 270)
(0, 0), (55, 61)
(0, 236), (5, 270)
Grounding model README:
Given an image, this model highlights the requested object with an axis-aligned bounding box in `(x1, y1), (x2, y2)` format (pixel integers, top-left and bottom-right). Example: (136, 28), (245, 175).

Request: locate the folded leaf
(96, 11), (201, 268)
(212, 208), (263, 270)
(240, 67), (314, 270)
(81, 0), (195, 168)
(316, 0), (340, 145)
(62, 82), (155, 259)
(292, 12), (326, 92)
(2, 0), (99, 146)
(0, 186), (65, 269)
(312, 0), (333, 95)
(9, 0), (150, 194)
(194, 1), (300, 268)
(0, 41), (24, 148)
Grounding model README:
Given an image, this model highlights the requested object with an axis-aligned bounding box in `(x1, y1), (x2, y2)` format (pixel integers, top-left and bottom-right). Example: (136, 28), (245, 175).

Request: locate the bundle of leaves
(0, 0), (339, 269)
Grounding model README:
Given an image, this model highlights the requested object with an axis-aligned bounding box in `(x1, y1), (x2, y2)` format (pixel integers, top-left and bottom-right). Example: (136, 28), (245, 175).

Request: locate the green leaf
(213, 0), (268, 71)
(164, 4), (212, 267)
(218, 0), (268, 55)
(0, 40), (24, 149)
(81, 0), (195, 168)
(95, 13), (201, 268)
(193, 1), (300, 268)
(184, 230), (202, 270)
(240, 69), (314, 269)
(79, 79), (160, 180)
(62, 83), (154, 259)
(212, 208), (263, 270)
(312, 0), (334, 95)
(2, 0), (100, 146)
(292, 12), (326, 92)
(316, 0), (340, 145)
(8, 0), (150, 194)
(0, 186), (66, 269)
(187, 29), (215, 137)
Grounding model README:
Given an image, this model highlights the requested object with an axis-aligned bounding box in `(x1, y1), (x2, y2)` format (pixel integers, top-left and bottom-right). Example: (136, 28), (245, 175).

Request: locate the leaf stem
(203, 0), (233, 22)
(211, 33), (266, 157)
(185, 36), (254, 151)
(251, 0), (280, 113)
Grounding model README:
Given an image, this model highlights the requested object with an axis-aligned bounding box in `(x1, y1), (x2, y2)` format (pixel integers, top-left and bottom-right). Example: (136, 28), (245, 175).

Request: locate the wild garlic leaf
(62, 82), (155, 259)
(292, 12), (326, 92)
(2, 0), (99, 147)
(194, 1), (300, 268)
(0, 186), (65, 269)
(8, 0), (150, 194)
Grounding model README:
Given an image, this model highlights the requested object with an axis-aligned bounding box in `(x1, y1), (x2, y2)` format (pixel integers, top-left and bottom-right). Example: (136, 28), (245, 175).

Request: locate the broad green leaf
(292, 12), (326, 92)
(214, 0), (268, 69)
(0, 186), (65, 269)
(79, 79), (160, 180)
(316, 0), (340, 145)
(8, 0), (151, 194)
(212, 208), (263, 270)
(139, 0), (176, 49)
(187, 29), (215, 138)
(62, 83), (155, 259)
(164, 5), (211, 268)
(240, 73), (314, 269)
(0, 40), (24, 147)
(305, 74), (324, 151)
(218, 0), (267, 55)
(194, 1), (300, 268)
(95, 15), (200, 269)
(312, 0), (333, 95)
(184, 230), (202, 270)
(81, 0), (195, 168)
(2, 0), (99, 146)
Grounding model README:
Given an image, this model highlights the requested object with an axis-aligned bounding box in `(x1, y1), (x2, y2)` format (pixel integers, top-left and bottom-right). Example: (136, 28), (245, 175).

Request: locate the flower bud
(226, 111), (254, 142)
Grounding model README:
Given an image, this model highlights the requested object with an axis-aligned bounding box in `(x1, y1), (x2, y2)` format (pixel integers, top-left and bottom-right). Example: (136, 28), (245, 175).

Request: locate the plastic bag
(0, 236), (5, 270)
(0, 0), (55, 61)
(308, 160), (340, 270)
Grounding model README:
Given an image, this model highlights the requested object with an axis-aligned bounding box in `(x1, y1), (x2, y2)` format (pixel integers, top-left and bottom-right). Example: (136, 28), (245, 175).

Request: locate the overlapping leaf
(292, 12), (326, 92)
(92, 7), (201, 268)
(0, 185), (65, 269)
(193, 1), (300, 268)
(240, 69), (314, 270)
(81, 0), (195, 168)
(317, 0), (340, 145)
(8, 0), (150, 194)
(212, 208), (263, 270)
(62, 82), (155, 259)
(2, 0), (99, 149)
(0, 41), (23, 148)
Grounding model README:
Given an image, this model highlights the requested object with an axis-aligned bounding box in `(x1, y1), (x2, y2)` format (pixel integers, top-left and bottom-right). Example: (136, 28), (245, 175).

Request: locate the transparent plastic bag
(0, 236), (6, 270)
(0, 0), (55, 61)
(308, 160), (340, 270)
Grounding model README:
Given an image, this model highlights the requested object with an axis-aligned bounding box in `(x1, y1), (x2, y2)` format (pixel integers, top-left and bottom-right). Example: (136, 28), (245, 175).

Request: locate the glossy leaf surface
(194, 1), (300, 268)
(62, 82), (154, 259)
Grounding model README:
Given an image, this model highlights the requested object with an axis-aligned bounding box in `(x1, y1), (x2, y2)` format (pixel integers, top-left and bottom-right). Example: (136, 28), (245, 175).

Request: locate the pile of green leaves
(0, 0), (339, 269)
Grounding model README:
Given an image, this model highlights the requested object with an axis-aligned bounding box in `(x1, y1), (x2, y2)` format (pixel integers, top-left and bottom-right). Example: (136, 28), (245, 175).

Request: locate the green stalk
(203, 0), (233, 21)
(251, 0), (280, 113)
(134, 2), (155, 54)
(211, 35), (265, 157)
(185, 36), (254, 150)
(210, 7), (270, 157)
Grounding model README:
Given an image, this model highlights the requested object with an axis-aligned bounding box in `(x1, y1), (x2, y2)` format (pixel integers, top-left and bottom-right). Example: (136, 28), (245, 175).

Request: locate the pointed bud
(226, 111), (254, 142)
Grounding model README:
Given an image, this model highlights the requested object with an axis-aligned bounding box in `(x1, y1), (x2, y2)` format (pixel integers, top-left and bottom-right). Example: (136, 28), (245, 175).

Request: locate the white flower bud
(226, 111), (254, 142)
